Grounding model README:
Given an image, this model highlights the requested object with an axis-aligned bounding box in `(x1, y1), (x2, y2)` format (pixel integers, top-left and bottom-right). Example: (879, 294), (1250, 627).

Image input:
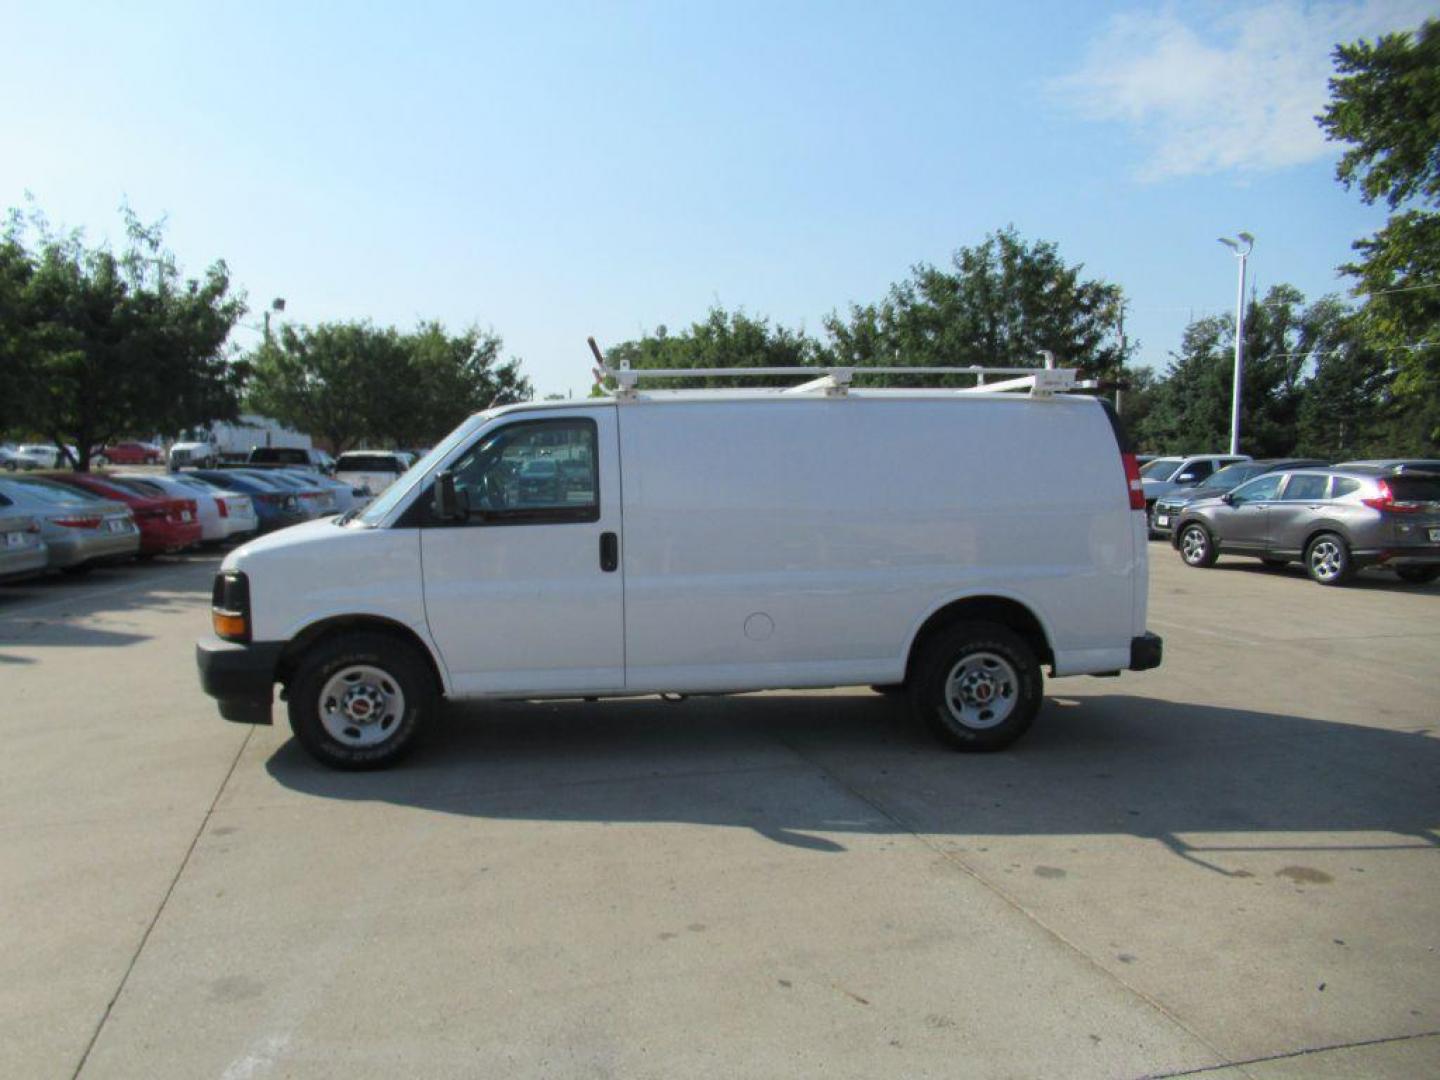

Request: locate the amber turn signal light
(212, 610), (248, 640)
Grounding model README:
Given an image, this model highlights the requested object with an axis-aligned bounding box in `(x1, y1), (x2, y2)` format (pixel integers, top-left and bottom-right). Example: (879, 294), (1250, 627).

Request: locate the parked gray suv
(1171, 466), (1440, 585)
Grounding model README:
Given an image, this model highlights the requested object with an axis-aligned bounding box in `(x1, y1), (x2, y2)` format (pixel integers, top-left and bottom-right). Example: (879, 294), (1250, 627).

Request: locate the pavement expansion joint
(1141, 1028), (1440, 1079)
(69, 726), (254, 1080)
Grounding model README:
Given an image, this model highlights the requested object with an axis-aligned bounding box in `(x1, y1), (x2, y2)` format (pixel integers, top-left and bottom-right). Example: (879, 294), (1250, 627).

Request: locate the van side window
(449, 419), (598, 525)
(1330, 477), (1360, 499)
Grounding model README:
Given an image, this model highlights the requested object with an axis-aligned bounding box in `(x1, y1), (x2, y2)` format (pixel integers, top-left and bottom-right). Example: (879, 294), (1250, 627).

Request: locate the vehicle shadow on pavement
(1197, 560), (1440, 593)
(264, 692), (1440, 868)
(0, 553), (220, 637)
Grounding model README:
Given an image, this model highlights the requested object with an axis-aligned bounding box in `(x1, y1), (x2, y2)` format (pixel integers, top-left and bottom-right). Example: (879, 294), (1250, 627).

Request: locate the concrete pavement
(1, 546), (1436, 1078)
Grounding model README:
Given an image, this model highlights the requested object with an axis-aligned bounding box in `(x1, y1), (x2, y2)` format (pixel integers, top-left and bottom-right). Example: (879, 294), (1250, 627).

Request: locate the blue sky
(1, 0), (1429, 398)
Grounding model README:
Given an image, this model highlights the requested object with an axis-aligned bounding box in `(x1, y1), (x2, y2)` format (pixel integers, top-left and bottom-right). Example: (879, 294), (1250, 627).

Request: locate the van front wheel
(287, 632), (436, 769)
(910, 622), (1041, 751)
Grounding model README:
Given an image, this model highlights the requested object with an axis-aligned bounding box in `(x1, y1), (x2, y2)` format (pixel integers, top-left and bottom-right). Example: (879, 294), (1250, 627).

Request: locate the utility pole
(1218, 234), (1253, 456)
(1115, 304), (1127, 416)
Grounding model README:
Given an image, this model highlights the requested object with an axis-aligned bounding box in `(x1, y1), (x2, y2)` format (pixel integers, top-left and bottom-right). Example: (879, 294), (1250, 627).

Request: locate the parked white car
(197, 368), (1162, 768)
(115, 472), (258, 543)
(169, 441), (219, 469)
(334, 451), (412, 504)
(14, 444), (75, 470)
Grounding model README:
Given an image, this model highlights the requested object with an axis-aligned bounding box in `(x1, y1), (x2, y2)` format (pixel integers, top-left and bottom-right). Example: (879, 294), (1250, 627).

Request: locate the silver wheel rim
(1310, 539), (1343, 581)
(318, 664), (406, 747)
(943, 652), (1018, 730)
(1181, 527), (1208, 564)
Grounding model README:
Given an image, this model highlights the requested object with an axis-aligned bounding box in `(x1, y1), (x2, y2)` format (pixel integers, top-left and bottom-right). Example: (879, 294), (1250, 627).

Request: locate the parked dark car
(1335, 459), (1440, 474)
(1172, 466), (1440, 585)
(1149, 458), (1330, 538)
(188, 470), (307, 532)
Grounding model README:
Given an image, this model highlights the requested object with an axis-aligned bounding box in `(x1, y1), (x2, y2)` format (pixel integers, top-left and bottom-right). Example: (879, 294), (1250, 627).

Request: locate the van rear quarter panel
(618, 395), (1137, 690)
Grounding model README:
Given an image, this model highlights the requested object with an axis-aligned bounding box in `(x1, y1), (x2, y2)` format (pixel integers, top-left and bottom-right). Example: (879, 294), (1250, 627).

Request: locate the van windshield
(351, 417), (485, 527)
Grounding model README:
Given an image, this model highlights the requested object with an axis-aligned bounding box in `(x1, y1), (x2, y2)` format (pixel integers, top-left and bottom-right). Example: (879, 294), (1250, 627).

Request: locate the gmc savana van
(197, 365), (1161, 768)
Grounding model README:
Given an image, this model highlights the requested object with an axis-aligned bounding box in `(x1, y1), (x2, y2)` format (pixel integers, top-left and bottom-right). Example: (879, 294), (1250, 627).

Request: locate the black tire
(1396, 565), (1440, 584)
(909, 621), (1042, 752)
(1305, 532), (1354, 586)
(287, 632), (437, 769)
(1260, 556), (1289, 569)
(1178, 523), (1218, 568)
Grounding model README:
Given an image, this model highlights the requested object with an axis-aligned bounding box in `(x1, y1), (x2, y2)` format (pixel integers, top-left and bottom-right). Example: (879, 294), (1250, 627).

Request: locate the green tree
(822, 227), (1129, 383)
(247, 320), (530, 452)
(601, 307), (820, 390)
(1, 205), (247, 470)
(399, 322), (529, 445)
(1135, 286), (1316, 456)
(1295, 299), (1393, 459)
(1318, 18), (1440, 451)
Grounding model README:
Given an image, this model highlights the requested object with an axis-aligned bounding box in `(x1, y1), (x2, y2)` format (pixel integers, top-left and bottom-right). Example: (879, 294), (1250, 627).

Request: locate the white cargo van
(197, 365), (1160, 768)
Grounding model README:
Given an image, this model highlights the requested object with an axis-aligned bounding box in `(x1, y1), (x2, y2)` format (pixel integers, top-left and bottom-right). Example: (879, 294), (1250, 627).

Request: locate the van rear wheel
(910, 622), (1041, 751)
(287, 632), (436, 769)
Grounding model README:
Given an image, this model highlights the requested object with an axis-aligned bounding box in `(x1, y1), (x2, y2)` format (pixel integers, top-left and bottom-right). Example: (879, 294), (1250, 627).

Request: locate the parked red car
(49, 474), (202, 554)
(94, 441), (164, 466)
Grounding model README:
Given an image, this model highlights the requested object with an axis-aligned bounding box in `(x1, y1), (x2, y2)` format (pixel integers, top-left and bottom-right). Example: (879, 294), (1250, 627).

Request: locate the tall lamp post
(1217, 233), (1253, 456)
(262, 297), (287, 344)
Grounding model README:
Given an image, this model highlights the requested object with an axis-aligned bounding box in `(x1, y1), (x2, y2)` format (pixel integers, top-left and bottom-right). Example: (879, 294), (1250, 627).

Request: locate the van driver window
(450, 419), (598, 522)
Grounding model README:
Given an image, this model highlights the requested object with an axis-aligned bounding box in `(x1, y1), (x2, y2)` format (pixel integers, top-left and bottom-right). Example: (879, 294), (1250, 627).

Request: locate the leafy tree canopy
(247, 320), (529, 453)
(822, 227), (1129, 383)
(0, 204), (247, 470)
(1319, 18), (1440, 450)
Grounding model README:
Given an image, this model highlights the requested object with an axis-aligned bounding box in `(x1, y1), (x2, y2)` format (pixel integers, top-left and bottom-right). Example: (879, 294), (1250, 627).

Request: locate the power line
(1260, 341), (1437, 361)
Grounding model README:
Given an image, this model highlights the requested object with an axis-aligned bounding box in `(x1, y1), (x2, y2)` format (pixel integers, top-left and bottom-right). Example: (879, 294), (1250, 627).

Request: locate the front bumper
(196, 636), (285, 724)
(1129, 632), (1164, 671)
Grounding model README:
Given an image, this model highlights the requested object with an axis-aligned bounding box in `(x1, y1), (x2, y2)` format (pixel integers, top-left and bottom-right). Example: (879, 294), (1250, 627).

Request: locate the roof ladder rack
(585, 339), (1092, 400)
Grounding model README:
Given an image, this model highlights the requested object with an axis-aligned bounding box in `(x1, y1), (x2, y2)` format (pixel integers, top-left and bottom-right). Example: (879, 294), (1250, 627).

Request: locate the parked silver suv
(1171, 466), (1440, 586)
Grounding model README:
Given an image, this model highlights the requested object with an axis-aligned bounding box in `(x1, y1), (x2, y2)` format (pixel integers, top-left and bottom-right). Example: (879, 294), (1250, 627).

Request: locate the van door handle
(599, 531), (618, 572)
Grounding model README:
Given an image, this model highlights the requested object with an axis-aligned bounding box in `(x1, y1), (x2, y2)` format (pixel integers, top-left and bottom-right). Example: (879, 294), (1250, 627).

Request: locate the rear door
(419, 408), (624, 696)
(1267, 473), (1330, 555)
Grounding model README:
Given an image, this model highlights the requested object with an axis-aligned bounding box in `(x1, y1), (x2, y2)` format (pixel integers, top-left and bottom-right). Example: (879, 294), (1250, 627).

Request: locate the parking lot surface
(2, 547), (1437, 1078)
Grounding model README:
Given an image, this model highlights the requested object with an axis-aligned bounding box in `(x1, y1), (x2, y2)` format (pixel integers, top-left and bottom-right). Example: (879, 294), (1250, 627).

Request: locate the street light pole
(1217, 233), (1253, 456)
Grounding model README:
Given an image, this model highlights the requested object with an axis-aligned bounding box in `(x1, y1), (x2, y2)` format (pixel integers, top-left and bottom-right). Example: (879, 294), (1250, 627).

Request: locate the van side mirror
(1176, 472), (1197, 485)
(1222, 492), (1237, 505)
(432, 471), (469, 522)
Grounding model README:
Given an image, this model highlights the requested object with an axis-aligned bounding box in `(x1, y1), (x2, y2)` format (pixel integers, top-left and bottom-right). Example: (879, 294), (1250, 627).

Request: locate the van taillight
(216, 497), (229, 518)
(1122, 453), (1145, 511)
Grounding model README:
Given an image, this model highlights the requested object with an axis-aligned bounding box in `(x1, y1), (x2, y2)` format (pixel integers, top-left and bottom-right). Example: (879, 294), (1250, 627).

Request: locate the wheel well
(276, 616), (445, 696)
(906, 596), (1054, 680)
(1301, 527), (1347, 555)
